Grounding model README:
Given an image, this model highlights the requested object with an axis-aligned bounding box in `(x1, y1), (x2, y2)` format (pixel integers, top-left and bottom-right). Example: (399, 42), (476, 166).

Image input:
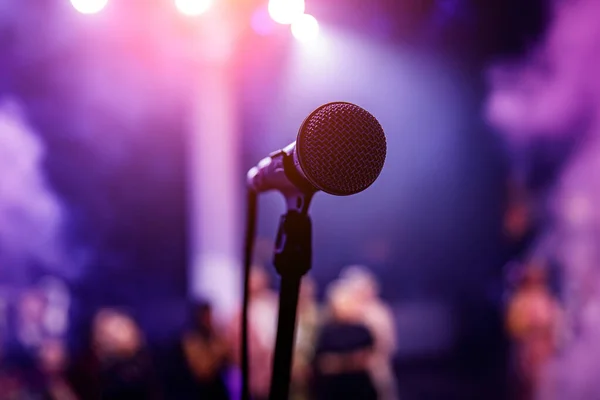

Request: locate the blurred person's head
(326, 281), (361, 323)
(92, 308), (143, 359)
(37, 338), (67, 376)
(18, 289), (46, 324)
(37, 276), (70, 337)
(518, 261), (549, 290)
(340, 265), (379, 302)
(504, 180), (534, 239)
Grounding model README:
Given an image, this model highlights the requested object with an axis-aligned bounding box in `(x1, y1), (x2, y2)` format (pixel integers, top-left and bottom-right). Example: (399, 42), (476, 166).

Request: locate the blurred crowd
(0, 265), (399, 400)
(505, 261), (562, 400)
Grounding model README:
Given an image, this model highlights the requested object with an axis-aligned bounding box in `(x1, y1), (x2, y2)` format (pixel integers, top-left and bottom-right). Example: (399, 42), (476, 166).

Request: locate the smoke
(486, 1), (600, 398)
(486, 0), (600, 146)
(0, 98), (71, 284)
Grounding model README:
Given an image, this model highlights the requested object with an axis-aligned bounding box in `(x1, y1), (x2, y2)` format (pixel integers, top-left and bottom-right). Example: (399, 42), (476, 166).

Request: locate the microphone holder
(268, 207), (312, 400)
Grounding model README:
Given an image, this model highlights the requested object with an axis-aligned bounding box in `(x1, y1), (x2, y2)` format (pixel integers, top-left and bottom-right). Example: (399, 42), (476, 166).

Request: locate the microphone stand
(268, 205), (312, 400)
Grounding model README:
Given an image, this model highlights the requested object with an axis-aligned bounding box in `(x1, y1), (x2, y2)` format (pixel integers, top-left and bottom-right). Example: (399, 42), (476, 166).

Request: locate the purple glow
(251, 6), (276, 36)
(0, 99), (71, 282)
(487, 0), (600, 397)
(486, 0), (600, 144)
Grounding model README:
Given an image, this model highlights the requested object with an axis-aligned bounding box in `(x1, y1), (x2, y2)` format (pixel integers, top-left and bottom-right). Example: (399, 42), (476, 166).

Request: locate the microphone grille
(296, 102), (387, 196)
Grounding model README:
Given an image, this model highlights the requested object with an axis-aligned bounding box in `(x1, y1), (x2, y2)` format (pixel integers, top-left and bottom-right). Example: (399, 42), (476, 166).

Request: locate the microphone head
(295, 102), (387, 196)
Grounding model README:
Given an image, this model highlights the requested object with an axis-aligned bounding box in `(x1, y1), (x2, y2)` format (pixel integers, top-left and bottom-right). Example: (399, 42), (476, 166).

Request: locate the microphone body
(247, 102), (387, 199)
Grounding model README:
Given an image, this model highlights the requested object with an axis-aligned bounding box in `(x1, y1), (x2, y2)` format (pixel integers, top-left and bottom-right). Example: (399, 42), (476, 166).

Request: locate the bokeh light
(70, 0), (108, 14)
(175, 0), (213, 16)
(268, 0), (305, 25)
(291, 14), (319, 42)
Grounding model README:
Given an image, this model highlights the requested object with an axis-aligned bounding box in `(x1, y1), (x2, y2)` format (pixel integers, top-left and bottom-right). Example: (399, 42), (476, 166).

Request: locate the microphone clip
(273, 210), (312, 279)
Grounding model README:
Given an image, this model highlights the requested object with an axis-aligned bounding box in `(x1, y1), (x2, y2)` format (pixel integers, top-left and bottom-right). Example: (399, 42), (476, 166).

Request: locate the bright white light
(70, 0), (108, 14)
(268, 0), (305, 25)
(175, 0), (213, 16)
(291, 14), (319, 43)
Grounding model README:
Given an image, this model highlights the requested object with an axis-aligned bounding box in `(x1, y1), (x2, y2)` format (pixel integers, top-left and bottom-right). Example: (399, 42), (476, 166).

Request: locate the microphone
(247, 102), (387, 198)
(243, 102), (386, 400)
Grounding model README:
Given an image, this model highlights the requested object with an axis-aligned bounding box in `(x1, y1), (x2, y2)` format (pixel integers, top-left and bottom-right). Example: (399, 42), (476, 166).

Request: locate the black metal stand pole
(268, 210), (312, 400)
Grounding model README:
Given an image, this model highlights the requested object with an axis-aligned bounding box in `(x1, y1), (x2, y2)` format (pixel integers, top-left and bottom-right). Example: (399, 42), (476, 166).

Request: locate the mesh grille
(296, 102), (387, 196)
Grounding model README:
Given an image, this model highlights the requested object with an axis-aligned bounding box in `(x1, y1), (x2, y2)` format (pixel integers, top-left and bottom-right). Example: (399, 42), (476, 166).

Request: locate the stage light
(70, 0), (108, 14)
(268, 0), (305, 25)
(291, 14), (319, 42)
(175, 0), (213, 16)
